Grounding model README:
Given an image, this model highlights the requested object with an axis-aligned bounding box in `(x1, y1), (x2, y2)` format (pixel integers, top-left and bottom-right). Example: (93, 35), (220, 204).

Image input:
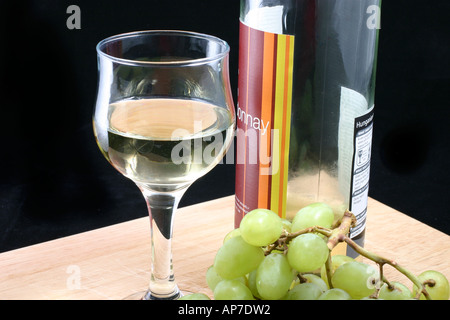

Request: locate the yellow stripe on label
(281, 35), (295, 219)
(270, 34), (295, 219)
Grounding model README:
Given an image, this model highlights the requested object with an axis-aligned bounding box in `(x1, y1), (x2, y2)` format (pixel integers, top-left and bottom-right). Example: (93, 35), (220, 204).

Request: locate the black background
(0, 0), (449, 253)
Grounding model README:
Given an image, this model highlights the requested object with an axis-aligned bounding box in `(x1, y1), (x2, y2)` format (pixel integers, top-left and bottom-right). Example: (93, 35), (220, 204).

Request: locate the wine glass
(93, 30), (235, 300)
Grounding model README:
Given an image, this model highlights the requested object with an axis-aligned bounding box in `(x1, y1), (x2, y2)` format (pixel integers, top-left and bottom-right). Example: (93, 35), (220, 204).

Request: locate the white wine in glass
(93, 31), (235, 299)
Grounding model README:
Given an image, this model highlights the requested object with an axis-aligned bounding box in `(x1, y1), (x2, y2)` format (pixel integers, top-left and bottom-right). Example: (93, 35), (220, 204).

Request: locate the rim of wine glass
(96, 30), (230, 67)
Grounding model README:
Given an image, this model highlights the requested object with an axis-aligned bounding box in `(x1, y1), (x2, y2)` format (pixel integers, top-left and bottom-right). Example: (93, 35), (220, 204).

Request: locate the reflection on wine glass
(93, 30), (235, 300)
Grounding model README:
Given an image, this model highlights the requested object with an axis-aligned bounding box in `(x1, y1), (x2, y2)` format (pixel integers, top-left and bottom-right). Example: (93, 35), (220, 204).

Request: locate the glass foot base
(123, 289), (190, 300)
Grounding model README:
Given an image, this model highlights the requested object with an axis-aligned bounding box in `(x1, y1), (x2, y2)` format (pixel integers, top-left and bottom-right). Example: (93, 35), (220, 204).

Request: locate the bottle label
(235, 21), (295, 227)
(338, 87), (374, 239)
(235, 23), (374, 241)
(350, 105), (374, 238)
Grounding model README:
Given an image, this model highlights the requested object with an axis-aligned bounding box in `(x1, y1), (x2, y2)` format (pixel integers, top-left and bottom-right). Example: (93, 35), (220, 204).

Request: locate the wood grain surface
(0, 196), (448, 300)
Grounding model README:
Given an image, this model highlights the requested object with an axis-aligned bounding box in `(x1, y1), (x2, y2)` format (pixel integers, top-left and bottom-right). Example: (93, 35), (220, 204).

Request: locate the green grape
(206, 265), (246, 291)
(206, 265), (223, 291)
(213, 235), (264, 280)
(247, 269), (262, 299)
(318, 288), (352, 300)
(287, 233), (329, 273)
(331, 261), (379, 299)
(179, 293), (210, 300)
(284, 282), (323, 300)
(240, 209), (283, 247)
(378, 281), (412, 300)
(301, 274), (328, 293)
(291, 202), (334, 232)
(413, 270), (450, 300)
(256, 253), (293, 300)
(213, 279), (254, 300)
(281, 219), (292, 233)
(320, 254), (355, 288)
(223, 228), (241, 243)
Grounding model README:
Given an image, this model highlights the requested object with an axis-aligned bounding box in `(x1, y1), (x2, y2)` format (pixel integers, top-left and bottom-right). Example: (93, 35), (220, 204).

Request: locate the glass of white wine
(93, 30), (235, 300)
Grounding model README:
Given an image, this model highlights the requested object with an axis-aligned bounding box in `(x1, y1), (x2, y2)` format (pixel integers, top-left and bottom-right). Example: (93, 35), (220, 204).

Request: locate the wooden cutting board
(0, 196), (448, 300)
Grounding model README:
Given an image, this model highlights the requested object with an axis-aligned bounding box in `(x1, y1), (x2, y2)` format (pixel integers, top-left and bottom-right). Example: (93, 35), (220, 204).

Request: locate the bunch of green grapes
(181, 204), (449, 300)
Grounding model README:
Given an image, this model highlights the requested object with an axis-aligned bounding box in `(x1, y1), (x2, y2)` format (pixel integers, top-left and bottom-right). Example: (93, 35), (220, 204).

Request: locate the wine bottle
(235, 0), (382, 258)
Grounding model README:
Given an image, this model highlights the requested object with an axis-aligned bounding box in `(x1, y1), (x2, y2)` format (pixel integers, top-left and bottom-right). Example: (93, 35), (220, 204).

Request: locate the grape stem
(268, 210), (432, 300)
(323, 210), (355, 290)
(265, 226), (332, 256)
(326, 210), (356, 251)
(331, 212), (432, 300)
(342, 235), (431, 300)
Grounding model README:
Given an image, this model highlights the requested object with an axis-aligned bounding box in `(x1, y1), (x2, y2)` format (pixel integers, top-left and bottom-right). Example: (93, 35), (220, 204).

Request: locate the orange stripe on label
(258, 32), (275, 209)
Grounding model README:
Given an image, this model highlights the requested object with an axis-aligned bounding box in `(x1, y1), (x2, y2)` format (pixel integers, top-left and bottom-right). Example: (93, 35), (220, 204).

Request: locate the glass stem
(139, 185), (188, 300)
